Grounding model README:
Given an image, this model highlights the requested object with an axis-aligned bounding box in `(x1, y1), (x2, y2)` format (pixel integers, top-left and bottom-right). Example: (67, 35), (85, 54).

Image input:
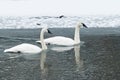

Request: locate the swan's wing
(36, 40), (41, 43)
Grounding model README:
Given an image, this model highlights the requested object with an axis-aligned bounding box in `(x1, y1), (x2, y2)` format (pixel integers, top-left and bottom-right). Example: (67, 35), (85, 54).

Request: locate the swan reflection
(40, 50), (48, 80)
(50, 41), (84, 52)
(50, 46), (74, 52)
(74, 45), (84, 71)
(39, 44), (84, 80)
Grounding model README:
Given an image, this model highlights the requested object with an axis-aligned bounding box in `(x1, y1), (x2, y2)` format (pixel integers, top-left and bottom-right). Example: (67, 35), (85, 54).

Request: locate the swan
(36, 22), (87, 46)
(4, 27), (51, 54)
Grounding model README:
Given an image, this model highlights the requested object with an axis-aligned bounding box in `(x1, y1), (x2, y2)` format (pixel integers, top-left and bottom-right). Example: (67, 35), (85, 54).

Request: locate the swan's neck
(74, 26), (80, 44)
(40, 30), (47, 50)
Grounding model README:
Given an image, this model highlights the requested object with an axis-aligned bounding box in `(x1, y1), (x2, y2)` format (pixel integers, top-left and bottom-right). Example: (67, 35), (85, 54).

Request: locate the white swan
(4, 27), (51, 54)
(36, 22), (87, 46)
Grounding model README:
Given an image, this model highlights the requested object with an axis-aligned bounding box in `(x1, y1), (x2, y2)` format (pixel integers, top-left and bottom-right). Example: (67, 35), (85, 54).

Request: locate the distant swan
(36, 22), (87, 46)
(4, 27), (52, 54)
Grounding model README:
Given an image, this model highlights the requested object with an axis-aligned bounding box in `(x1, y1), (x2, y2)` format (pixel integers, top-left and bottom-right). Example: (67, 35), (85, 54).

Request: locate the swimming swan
(4, 27), (52, 54)
(36, 22), (87, 46)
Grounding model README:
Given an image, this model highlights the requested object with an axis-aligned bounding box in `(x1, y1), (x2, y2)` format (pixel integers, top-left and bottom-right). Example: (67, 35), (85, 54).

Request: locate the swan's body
(36, 36), (75, 46)
(36, 22), (87, 46)
(4, 27), (51, 54)
(4, 43), (41, 54)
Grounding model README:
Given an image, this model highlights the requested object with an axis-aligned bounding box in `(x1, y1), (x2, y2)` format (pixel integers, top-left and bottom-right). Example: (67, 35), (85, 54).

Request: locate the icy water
(0, 28), (120, 80)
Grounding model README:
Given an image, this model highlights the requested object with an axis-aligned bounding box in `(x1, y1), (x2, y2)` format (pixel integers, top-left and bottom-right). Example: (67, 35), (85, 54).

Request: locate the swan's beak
(82, 23), (88, 28)
(47, 29), (52, 34)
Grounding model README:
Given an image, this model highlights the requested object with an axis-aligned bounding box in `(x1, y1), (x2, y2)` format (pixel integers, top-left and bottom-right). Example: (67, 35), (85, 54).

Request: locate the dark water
(0, 28), (120, 80)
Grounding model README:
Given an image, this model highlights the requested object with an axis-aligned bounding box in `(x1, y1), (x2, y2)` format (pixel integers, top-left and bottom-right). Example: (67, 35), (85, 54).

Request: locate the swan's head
(42, 27), (52, 34)
(77, 22), (88, 28)
(36, 23), (52, 34)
